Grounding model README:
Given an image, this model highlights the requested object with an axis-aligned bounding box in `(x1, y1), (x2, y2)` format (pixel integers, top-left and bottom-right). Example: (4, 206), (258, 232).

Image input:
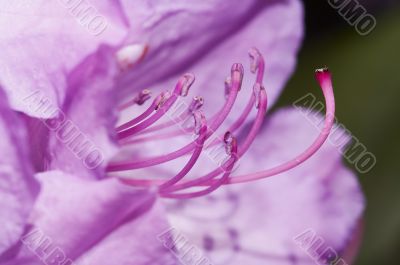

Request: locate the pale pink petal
(7, 170), (177, 265)
(0, 88), (38, 256)
(0, 0), (127, 118)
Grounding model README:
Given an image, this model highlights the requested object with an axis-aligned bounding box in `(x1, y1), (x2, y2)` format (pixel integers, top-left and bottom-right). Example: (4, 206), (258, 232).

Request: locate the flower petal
(7, 170), (177, 265)
(117, 0), (303, 112)
(164, 108), (365, 264)
(46, 46), (119, 179)
(0, 88), (38, 256)
(76, 203), (178, 265)
(0, 0), (127, 118)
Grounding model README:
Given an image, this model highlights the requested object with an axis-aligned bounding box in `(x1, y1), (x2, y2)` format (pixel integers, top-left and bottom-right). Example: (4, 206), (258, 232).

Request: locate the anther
(231, 63), (244, 89)
(117, 89), (152, 111)
(248, 47), (262, 74)
(189, 96), (204, 113)
(180, 73), (195, 96)
(135, 89), (152, 105)
(224, 131), (233, 144)
(193, 111), (206, 135)
(155, 91), (171, 110)
(248, 47), (265, 83)
(224, 131), (237, 155)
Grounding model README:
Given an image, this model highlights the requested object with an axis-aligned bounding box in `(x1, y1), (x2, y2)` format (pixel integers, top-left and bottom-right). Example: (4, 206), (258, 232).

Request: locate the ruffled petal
(0, 0), (127, 118)
(6, 170), (177, 265)
(0, 88), (38, 256)
(117, 0), (303, 113)
(164, 108), (365, 264)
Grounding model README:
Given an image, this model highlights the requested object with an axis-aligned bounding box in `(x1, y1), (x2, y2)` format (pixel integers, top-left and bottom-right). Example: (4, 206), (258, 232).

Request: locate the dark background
(275, 1), (400, 264)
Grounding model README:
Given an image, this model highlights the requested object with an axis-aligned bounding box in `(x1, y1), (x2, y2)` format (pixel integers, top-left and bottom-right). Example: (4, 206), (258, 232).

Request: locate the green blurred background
(275, 1), (400, 264)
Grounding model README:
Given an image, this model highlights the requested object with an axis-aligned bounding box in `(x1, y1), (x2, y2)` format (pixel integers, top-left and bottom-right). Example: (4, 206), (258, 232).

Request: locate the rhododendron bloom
(0, 0), (364, 265)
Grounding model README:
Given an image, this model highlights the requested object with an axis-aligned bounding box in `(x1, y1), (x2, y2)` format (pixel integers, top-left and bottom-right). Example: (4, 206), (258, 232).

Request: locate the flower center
(106, 48), (335, 199)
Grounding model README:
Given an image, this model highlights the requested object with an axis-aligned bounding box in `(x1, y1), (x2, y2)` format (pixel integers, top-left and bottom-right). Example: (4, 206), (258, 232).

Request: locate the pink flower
(0, 1), (364, 264)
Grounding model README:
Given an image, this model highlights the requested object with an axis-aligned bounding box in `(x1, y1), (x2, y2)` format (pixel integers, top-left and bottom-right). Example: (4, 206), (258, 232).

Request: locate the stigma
(107, 48), (336, 199)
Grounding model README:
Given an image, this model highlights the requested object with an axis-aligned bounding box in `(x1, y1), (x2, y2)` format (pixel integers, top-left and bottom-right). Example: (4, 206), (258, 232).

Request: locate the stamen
(207, 82), (262, 149)
(237, 85), (267, 155)
(206, 49), (265, 148)
(231, 63), (244, 90)
(180, 73), (195, 97)
(109, 107), (232, 171)
(135, 96), (203, 136)
(134, 62), (241, 139)
(189, 96), (204, 113)
(227, 67), (335, 184)
(117, 92), (173, 139)
(160, 135), (238, 199)
(116, 87), (265, 188)
(116, 96), (158, 132)
(161, 68), (334, 189)
(130, 114), (189, 138)
(193, 111), (205, 135)
(173, 69), (333, 188)
(160, 159), (235, 199)
(224, 131), (235, 155)
(157, 112), (207, 191)
(121, 130), (185, 145)
(131, 94), (212, 142)
(111, 49), (336, 200)
(117, 73), (195, 139)
(162, 87), (267, 192)
(118, 89), (152, 111)
(107, 64), (242, 171)
(109, 133), (198, 172)
(248, 47), (265, 84)
(155, 91), (172, 111)
(207, 64), (243, 136)
(135, 89), (152, 105)
(116, 93), (160, 132)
